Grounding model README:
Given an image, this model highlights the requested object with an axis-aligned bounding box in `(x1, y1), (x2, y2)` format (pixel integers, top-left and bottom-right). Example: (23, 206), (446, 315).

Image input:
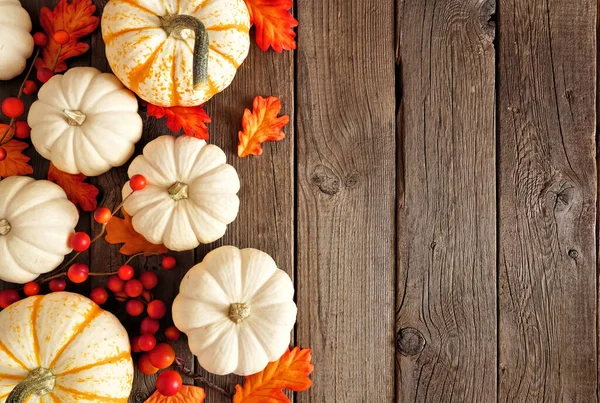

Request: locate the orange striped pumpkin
(0, 293), (133, 403)
(101, 0), (251, 107)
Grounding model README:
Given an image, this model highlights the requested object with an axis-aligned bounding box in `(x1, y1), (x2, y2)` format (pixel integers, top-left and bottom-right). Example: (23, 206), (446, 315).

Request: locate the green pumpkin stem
(7, 367), (55, 403)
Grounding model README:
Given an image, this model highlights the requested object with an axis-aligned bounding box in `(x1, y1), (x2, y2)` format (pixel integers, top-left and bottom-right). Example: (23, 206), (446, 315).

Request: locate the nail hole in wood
(568, 249), (578, 259)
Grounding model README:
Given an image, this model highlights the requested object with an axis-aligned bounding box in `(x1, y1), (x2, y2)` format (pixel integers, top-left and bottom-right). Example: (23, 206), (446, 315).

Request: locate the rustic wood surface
(2, 0), (600, 401)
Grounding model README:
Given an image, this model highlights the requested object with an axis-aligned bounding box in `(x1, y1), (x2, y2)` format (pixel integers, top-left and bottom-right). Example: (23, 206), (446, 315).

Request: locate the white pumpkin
(28, 67), (143, 177)
(101, 0), (250, 107)
(0, 292), (133, 403)
(172, 246), (297, 376)
(0, 0), (34, 80)
(0, 176), (78, 284)
(122, 135), (240, 251)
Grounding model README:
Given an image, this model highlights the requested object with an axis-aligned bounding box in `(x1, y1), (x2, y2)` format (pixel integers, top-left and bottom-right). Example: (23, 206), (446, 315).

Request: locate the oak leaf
(105, 210), (168, 256)
(0, 138), (33, 180)
(244, 0), (298, 52)
(48, 163), (99, 212)
(238, 96), (289, 157)
(233, 347), (313, 403)
(36, 0), (100, 73)
(144, 385), (206, 403)
(146, 104), (211, 140)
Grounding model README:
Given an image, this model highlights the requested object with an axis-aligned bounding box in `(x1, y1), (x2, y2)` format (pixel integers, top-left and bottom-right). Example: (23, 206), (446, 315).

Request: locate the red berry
(0, 147), (6, 162)
(140, 271), (158, 290)
(131, 336), (142, 353)
(147, 300), (167, 319)
(107, 275), (124, 293)
(93, 207), (112, 224)
(138, 353), (159, 375)
(156, 370), (182, 396)
(2, 98), (24, 119)
(14, 121), (30, 139)
(124, 279), (143, 297)
(70, 232), (91, 252)
(118, 265), (135, 281)
(140, 317), (160, 335)
(36, 67), (53, 83)
(138, 334), (156, 351)
(161, 256), (176, 270)
(129, 174), (147, 191)
(53, 30), (70, 45)
(22, 80), (38, 96)
(23, 282), (40, 296)
(90, 287), (109, 305)
(125, 299), (144, 316)
(164, 326), (181, 342)
(114, 291), (128, 302)
(149, 343), (175, 369)
(0, 289), (20, 309)
(67, 263), (89, 283)
(49, 278), (66, 292)
(33, 32), (48, 47)
(141, 290), (153, 303)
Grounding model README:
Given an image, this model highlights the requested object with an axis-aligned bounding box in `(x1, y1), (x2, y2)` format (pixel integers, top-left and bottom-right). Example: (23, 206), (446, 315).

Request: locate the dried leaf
(238, 96), (289, 158)
(0, 138), (33, 180)
(233, 347), (313, 403)
(105, 210), (168, 256)
(47, 162), (99, 212)
(244, 0), (298, 52)
(146, 104), (211, 140)
(144, 385), (206, 403)
(36, 0), (100, 73)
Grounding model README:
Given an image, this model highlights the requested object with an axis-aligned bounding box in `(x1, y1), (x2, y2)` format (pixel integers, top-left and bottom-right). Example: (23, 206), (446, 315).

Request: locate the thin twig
(173, 358), (234, 399)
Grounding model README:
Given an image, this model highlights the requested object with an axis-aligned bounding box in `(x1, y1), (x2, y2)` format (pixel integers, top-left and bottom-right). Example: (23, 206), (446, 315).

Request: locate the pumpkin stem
(63, 109), (87, 126)
(228, 302), (250, 324)
(0, 218), (10, 236)
(160, 14), (209, 88)
(169, 182), (189, 201)
(7, 367), (55, 403)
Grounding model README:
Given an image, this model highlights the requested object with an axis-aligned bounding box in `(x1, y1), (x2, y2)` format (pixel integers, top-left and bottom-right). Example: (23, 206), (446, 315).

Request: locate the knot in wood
(311, 165), (341, 195)
(568, 249), (578, 259)
(396, 327), (425, 356)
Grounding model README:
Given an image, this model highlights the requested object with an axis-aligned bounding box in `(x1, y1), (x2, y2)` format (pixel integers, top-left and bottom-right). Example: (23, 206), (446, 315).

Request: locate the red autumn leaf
(48, 163), (99, 212)
(244, 0), (298, 52)
(36, 0), (100, 73)
(105, 210), (168, 256)
(233, 347), (313, 403)
(0, 139), (33, 180)
(238, 96), (289, 157)
(144, 385), (206, 403)
(146, 104), (211, 140)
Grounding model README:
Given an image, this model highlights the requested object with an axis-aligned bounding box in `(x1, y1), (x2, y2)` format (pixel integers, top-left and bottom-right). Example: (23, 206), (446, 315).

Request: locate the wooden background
(1, 0), (598, 401)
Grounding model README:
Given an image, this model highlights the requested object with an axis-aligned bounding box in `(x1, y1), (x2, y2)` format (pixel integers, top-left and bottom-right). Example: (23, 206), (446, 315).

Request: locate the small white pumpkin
(0, 176), (78, 284)
(172, 246), (297, 376)
(0, 292), (133, 402)
(28, 67), (143, 177)
(122, 135), (240, 251)
(0, 0), (34, 80)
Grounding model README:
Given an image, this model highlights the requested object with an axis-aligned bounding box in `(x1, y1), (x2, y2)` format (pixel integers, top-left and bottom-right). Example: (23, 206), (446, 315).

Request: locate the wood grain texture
(395, 0), (497, 401)
(295, 0), (396, 401)
(497, 0), (598, 401)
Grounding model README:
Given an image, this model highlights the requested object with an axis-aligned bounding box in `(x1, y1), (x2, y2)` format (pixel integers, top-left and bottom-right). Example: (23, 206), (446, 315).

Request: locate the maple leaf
(146, 104), (211, 140)
(144, 385), (205, 403)
(105, 210), (168, 256)
(233, 347), (313, 403)
(244, 0), (298, 52)
(48, 163), (99, 212)
(36, 0), (100, 73)
(0, 139), (33, 180)
(238, 96), (289, 158)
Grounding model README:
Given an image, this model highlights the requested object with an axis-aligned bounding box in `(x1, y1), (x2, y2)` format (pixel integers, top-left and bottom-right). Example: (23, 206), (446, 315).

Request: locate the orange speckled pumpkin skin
(101, 0), (250, 107)
(0, 293), (133, 402)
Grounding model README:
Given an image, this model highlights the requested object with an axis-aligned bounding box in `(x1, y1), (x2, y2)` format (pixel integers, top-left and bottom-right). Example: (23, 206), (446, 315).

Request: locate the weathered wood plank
(295, 0), (396, 401)
(395, 0), (496, 401)
(497, 0), (597, 400)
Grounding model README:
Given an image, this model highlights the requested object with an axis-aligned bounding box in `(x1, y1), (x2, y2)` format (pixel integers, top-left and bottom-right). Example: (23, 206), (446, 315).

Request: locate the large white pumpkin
(0, 292), (133, 403)
(0, 0), (34, 80)
(101, 0), (250, 106)
(0, 176), (78, 284)
(172, 246), (297, 376)
(122, 135), (240, 251)
(28, 67), (143, 177)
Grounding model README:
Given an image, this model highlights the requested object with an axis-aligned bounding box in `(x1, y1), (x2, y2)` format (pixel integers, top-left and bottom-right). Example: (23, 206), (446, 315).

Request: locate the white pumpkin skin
(101, 0), (250, 107)
(0, 176), (78, 284)
(172, 246), (297, 376)
(0, 0), (34, 80)
(122, 135), (240, 251)
(28, 67), (143, 176)
(0, 292), (133, 402)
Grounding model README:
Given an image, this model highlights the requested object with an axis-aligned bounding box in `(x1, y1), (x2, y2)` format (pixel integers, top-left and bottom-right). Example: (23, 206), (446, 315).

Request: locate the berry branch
(173, 358), (234, 398)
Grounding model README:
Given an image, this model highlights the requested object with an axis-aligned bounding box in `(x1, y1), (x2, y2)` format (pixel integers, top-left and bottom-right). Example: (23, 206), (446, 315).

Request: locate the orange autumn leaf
(244, 0), (298, 52)
(0, 139), (33, 180)
(36, 0), (100, 73)
(146, 104), (211, 140)
(144, 385), (206, 403)
(105, 210), (168, 256)
(48, 162), (99, 212)
(238, 96), (289, 158)
(233, 347), (313, 403)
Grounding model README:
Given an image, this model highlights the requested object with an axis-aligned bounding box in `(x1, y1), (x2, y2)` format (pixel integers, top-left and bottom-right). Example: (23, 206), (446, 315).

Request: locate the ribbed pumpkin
(101, 0), (250, 107)
(0, 292), (133, 403)
(0, 0), (34, 80)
